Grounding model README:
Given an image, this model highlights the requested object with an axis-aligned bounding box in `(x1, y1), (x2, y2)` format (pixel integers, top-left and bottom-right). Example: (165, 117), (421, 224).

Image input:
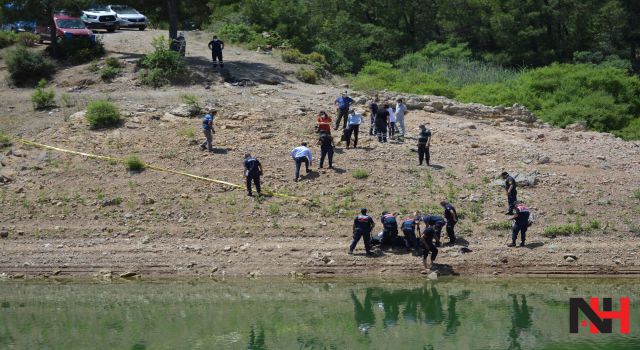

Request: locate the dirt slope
(0, 30), (639, 279)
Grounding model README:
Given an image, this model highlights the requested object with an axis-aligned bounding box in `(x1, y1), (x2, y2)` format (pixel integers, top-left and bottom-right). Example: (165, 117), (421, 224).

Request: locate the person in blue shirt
(508, 202), (530, 247)
(349, 208), (375, 255)
(200, 109), (217, 152)
(334, 91), (354, 130)
(501, 171), (518, 215)
(401, 214), (420, 252)
(208, 35), (225, 68)
(290, 142), (313, 182)
(418, 214), (446, 247)
(243, 153), (263, 197)
(371, 211), (398, 246)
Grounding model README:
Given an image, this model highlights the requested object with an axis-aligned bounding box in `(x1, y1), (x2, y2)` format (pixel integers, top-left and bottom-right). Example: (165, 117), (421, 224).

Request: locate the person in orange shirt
(316, 111), (332, 135)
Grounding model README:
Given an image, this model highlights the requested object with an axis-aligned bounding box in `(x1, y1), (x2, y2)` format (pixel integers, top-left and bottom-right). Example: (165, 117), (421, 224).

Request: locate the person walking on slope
(317, 131), (335, 169)
(334, 91), (354, 130)
(208, 35), (225, 68)
(243, 153), (263, 197)
(316, 111), (332, 135)
(349, 208), (375, 255)
(441, 200), (458, 245)
(395, 98), (408, 136)
(290, 142), (313, 182)
(200, 109), (217, 152)
(346, 109), (362, 148)
(375, 104), (390, 143)
(387, 104), (396, 138)
(502, 171), (518, 215)
(508, 202), (530, 247)
(417, 125), (431, 165)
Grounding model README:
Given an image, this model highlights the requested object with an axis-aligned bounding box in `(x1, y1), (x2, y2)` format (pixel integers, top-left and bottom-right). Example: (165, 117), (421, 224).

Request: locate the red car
(36, 14), (95, 43)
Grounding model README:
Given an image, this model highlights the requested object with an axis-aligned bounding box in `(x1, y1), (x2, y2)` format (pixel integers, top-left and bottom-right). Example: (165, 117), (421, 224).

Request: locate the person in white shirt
(395, 98), (408, 136)
(346, 109), (363, 148)
(387, 105), (396, 138)
(290, 142), (313, 181)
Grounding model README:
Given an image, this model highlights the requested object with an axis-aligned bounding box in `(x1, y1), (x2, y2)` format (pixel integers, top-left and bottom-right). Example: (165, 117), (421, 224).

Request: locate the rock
(564, 254), (578, 261)
(119, 271), (138, 278)
(500, 257), (508, 264)
(537, 155), (551, 164)
(210, 266), (219, 274)
(431, 101), (444, 111)
(596, 155), (606, 160)
(170, 104), (200, 118)
(565, 256), (576, 263)
(470, 143), (479, 148)
(101, 198), (121, 207)
(319, 221), (327, 226)
(141, 235), (151, 244)
(427, 271), (439, 280)
(458, 122), (477, 130)
(223, 246), (232, 252)
(0, 229), (8, 238)
(566, 122), (587, 131)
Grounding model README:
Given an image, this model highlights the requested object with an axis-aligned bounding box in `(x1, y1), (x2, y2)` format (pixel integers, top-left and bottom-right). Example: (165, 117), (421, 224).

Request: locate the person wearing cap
(334, 91), (354, 130)
(508, 201), (530, 247)
(373, 211), (399, 246)
(290, 142), (313, 182)
(243, 153), (263, 197)
(440, 200), (458, 245)
(316, 111), (332, 135)
(401, 213), (420, 253)
(349, 208), (375, 255)
(417, 125), (431, 165)
(317, 131), (335, 169)
(375, 104), (390, 143)
(200, 109), (217, 152)
(395, 98), (408, 136)
(346, 109), (363, 148)
(501, 171), (517, 215)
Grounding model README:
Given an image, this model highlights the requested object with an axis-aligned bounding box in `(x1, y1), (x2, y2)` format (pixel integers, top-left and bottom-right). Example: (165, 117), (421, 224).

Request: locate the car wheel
(138, 26), (145, 31)
(107, 28), (116, 33)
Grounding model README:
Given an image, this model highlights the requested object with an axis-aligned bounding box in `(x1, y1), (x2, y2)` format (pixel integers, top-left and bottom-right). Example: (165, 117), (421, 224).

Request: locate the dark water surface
(1, 278), (639, 349)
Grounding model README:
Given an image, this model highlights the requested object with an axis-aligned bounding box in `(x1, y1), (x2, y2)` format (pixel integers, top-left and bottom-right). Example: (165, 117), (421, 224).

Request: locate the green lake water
(1, 278), (639, 349)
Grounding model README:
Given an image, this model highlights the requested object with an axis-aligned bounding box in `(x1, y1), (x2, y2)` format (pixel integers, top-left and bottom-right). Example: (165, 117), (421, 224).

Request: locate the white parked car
(108, 5), (147, 31)
(81, 5), (118, 32)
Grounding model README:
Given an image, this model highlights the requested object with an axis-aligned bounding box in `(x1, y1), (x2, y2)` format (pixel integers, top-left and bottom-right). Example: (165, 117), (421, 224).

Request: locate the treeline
(205, 0), (640, 73)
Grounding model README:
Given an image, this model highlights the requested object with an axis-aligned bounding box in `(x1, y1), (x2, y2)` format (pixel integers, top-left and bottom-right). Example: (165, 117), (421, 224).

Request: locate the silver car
(108, 5), (147, 31)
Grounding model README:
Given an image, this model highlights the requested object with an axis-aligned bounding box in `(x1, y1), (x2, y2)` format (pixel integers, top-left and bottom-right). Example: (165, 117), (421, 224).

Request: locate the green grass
(124, 155), (145, 172)
(31, 79), (56, 110)
(351, 169), (369, 179)
(543, 219), (589, 237)
(180, 93), (201, 113)
(268, 203), (281, 215)
(0, 129), (11, 149)
(100, 65), (119, 81)
(634, 189), (640, 201)
(487, 221), (513, 230)
(85, 100), (121, 129)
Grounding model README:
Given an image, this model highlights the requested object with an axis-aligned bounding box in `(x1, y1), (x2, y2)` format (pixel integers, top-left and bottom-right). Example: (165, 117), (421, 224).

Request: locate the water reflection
(508, 295), (532, 350)
(247, 325), (267, 350)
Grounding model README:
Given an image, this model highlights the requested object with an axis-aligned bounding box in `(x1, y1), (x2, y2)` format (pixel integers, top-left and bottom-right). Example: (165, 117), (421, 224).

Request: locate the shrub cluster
(351, 169), (369, 179)
(100, 57), (123, 81)
(295, 67), (318, 84)
(31, 79), (56, 110)
(124, 155), (145, 172)
(216, 23), (288, 50)
(4, 46), (56, 86)
(17, 32), (39, 47)
(85, 100), (122, 129)
(139, 36), (187, 87)
(56, 37), (105, 64)
(0, 31), (17, 48)
(0, 129), (11, 149)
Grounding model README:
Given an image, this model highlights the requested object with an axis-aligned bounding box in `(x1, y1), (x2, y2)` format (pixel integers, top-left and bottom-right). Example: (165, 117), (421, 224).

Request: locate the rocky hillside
(0, 30), (639, 279)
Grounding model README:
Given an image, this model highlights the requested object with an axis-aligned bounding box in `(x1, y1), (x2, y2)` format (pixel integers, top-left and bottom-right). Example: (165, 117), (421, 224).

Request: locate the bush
(32, 79), (56, 110)
(4, 46), (56, 86)
(16, 32), (39, 47)
(218, 23), (257, 43)
(105, 57), (123, 68)
(0, 31), (17, 48)
(85, 100), (121, 129)
(0, 129), (11, 149)
(295, 67), (317, 84)
(139, 36), (186, 87)
(542, 220), (588, 237)
(60, 93), (75, 107)
(281, 49), (307, 64)
(486, 221), (513, 230)
(313, 43), (352, 74)
(100, 65), (119, 81)
(56, 37), (105, 64)
(352, 169), (369, 179)
(124, 155), (145, 172)
(180, 93), (201, 114)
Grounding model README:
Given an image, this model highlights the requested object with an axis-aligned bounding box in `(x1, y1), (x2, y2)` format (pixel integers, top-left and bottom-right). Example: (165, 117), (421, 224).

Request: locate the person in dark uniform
(375, 104), (390, 143)
(371, 211), (398, 246)
(349, 208), (375, 255)
(419, 214), (446, 247)
(401, 214), (420, 252)
(419, 224), (438, 271)
(440, 200), (458, 245)
(243, 153), (263, 196)
(417, 125), (431, 165)
(502, 171), (518, 214)
(208, 35), (225, 67)
(317, 131), (335, 169)
(369, 97), (379, 136)
(508, 202), (530, 247)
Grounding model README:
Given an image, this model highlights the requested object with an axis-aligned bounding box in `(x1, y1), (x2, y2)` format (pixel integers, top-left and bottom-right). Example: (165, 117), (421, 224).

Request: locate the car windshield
(87, 5), (110, 12)
(111, 6), (138, 14)
(56, 19), (86, 29)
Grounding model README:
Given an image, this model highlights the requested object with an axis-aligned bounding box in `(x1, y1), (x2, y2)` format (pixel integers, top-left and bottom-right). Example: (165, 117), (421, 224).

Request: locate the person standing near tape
(290, 142), (313, 182)
(244, 153), (263, 197)
(200, 109), (217, 152)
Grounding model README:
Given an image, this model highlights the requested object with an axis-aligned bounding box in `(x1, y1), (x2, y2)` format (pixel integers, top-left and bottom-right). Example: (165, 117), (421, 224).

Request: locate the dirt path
(1, 30), (639, 280)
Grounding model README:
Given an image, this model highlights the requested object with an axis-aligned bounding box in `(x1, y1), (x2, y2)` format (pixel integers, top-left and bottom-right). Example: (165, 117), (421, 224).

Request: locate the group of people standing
(349, 201), (458, 272)
(369, 97), (408, 143)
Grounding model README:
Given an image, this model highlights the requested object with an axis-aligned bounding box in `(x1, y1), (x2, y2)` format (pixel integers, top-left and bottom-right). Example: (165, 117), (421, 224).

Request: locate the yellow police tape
(18, 139), (303, 201)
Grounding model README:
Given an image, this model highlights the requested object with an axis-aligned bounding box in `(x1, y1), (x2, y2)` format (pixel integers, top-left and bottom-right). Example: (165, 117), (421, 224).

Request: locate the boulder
(170, 104), (200, 118)
(493, 172), (538, 187)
